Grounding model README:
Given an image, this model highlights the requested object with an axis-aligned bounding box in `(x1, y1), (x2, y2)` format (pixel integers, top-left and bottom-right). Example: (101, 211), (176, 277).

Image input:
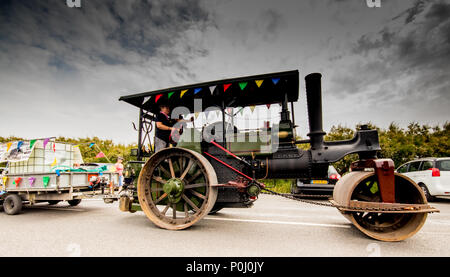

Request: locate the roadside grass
(259, 179), (294, 194)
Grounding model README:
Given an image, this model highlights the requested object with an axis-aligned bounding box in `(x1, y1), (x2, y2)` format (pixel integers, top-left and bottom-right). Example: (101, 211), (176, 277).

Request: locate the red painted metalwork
(351, 159), (396, 203)
(203, 151), (253, 181)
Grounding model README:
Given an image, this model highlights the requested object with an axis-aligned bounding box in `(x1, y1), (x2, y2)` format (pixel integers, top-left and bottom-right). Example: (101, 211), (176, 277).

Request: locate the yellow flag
(194, 112), (200, 119)
(255, 80), (264, 88)
(74, 145), (80, 148)
(51, 158), (57, 167)
(2, 176), (7, 189)
(250, 105), (256, 112)
(6, 142), (12, 152)
(180, 89), (188, 98)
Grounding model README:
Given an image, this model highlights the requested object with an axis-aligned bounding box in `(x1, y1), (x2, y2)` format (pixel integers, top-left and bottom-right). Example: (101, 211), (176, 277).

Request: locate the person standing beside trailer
(115, 157), (124, 191)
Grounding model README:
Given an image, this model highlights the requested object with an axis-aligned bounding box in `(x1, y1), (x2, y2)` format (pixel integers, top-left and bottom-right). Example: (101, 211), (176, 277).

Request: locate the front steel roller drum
(137, 147), (218, 230)
(333, 171), (428, 242)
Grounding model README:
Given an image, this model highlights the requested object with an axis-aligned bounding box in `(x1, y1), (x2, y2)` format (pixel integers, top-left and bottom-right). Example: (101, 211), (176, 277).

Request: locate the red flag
(155, 94), (163, 103)
(223, 83), (231, 92)
(53, 143), (56, 152)
(96, 152), (106, 158)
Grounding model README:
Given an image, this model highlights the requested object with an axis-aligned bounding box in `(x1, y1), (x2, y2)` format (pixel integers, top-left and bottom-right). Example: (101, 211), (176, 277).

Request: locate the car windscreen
(437, 160), (450, 171)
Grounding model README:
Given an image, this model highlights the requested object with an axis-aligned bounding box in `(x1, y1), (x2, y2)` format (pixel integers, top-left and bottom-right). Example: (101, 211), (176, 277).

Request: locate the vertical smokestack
(305, 73), (326, 149)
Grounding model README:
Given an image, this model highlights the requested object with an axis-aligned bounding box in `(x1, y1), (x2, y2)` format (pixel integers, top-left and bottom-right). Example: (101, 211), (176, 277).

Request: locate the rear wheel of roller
(333, 171), (428, 242)
(137, 147), (218, 230)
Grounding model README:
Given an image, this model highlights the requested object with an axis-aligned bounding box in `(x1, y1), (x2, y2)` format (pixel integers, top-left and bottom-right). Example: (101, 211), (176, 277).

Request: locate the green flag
(239, 82), (248, 91)
(168, 92), (175, 99)
(30, 139), (37, 149)
(43, 176), (50, 188)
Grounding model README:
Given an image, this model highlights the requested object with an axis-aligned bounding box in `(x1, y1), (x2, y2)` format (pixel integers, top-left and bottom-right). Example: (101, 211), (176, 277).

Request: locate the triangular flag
(209, 86), (217, 95)
(89, 143), (95, 148)
(180, 89), (188, 98)
(43, 138), (50, 149)
(28, 177), (36, 187)
(227, 107), (233, 114)
(223, 83), (231, 92)
(168, 92), (175, 99)
(155, 94), (163, 103)
(51, 158), (57, 167)
(14, 177), (22, 188)
(194, 112), (200, 119)
(6, 142), (12, 152)
(250, 105), (256, 112)
(53, 142), (56, 152)
(194, 88), (202, 95)
(143, 96), (151, 104)
(74, 145), (80, 148)
(2, 176), (7, 187)
(272, 78), (280, 85)
(239, 82), (248, 91)
(96, 152), (106, 158)
(17, 141), (24, 150)
(255, 80), (264, 88)
(43, 176), (50, 188)
(266, 104), (271, 109)
(30, 139), (37, 149)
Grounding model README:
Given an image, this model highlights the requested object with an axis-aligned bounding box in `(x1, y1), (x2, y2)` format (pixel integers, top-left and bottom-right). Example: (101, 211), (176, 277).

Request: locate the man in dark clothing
(155, 104), (176, 152)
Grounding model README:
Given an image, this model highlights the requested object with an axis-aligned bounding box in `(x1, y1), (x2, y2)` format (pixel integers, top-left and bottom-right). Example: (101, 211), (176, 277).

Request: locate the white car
(396, 157), (450, 201)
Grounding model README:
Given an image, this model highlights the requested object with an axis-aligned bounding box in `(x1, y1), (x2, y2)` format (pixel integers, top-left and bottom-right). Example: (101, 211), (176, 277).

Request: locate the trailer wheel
(48, 200), (61, 205)
(67, 199), (82, 206)
(4, 194), (23, 215)
(138, 147), (218, 230)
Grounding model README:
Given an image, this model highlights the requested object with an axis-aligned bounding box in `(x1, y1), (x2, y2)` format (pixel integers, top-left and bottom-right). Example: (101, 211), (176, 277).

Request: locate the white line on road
(204, 216), (351, 228)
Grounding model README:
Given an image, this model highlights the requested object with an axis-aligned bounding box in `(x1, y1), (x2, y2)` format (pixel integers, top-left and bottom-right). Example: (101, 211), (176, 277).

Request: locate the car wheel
(419, 184), (435, 202)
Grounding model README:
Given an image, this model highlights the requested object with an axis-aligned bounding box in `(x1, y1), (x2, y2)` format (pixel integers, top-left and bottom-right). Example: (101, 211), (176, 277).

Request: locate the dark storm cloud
(333, 0), (450, 104)
(0, 0), (211, 72)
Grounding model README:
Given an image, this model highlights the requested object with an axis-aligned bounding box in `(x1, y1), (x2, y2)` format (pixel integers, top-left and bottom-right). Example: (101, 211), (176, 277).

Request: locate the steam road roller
(111, 70), (438, 241)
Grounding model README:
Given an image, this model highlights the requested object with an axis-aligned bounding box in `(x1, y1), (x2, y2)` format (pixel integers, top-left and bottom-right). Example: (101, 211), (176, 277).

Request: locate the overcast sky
(0, 0), (449, 144)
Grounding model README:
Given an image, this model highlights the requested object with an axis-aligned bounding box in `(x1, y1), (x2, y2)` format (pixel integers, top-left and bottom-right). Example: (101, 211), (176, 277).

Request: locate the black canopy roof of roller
(119, 69), (299, 114)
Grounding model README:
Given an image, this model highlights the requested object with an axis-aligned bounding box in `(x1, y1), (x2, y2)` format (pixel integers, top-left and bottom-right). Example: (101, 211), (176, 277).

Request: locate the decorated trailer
(0, 139), (119, 215)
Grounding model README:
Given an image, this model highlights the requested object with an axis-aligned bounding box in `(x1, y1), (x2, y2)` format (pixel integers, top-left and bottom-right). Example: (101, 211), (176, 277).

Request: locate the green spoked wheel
(137, 147), (218, 230)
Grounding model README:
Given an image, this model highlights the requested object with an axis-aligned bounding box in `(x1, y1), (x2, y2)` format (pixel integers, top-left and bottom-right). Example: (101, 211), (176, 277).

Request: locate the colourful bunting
(74, 145), (80, 148)
(266, 104), (271, 109)
(43, 176), (50, 188)
(180, 89), (188, 98)
(51, 158), (57, 167)
(255, 80), (264, 88)
(6, 142), (12, 152)
(14, 177), (22, 188)
(17, 141), (24, 150)
(194, 88), (202, 95)
(96, 152), (106, 158)
(89, 143), (95, 148)
(28, 177), (36, 187)
(168, 92), (175, 99)
(209, 86), (217, 95)
(155, 94), (163, 103)
(194, 112), (200, 119)
(239, 82), (248, 91)
(250, 105), (256, 112)
(2, 176), (7, 189)
(53, 142), (56, 152)
(223, 83), (231, 92)
(29, 139), (37, 149)
(43, 138), (50, 149)
(56, 170), (61, 177)
(272, 78), (280, 85)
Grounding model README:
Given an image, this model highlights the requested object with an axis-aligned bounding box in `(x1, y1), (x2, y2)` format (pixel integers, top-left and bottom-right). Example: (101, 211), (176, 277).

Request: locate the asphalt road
(1, 194), (450, 257)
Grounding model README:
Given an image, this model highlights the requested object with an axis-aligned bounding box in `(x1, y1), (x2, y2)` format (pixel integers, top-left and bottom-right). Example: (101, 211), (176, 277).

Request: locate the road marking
(204, 217), (351, 228)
